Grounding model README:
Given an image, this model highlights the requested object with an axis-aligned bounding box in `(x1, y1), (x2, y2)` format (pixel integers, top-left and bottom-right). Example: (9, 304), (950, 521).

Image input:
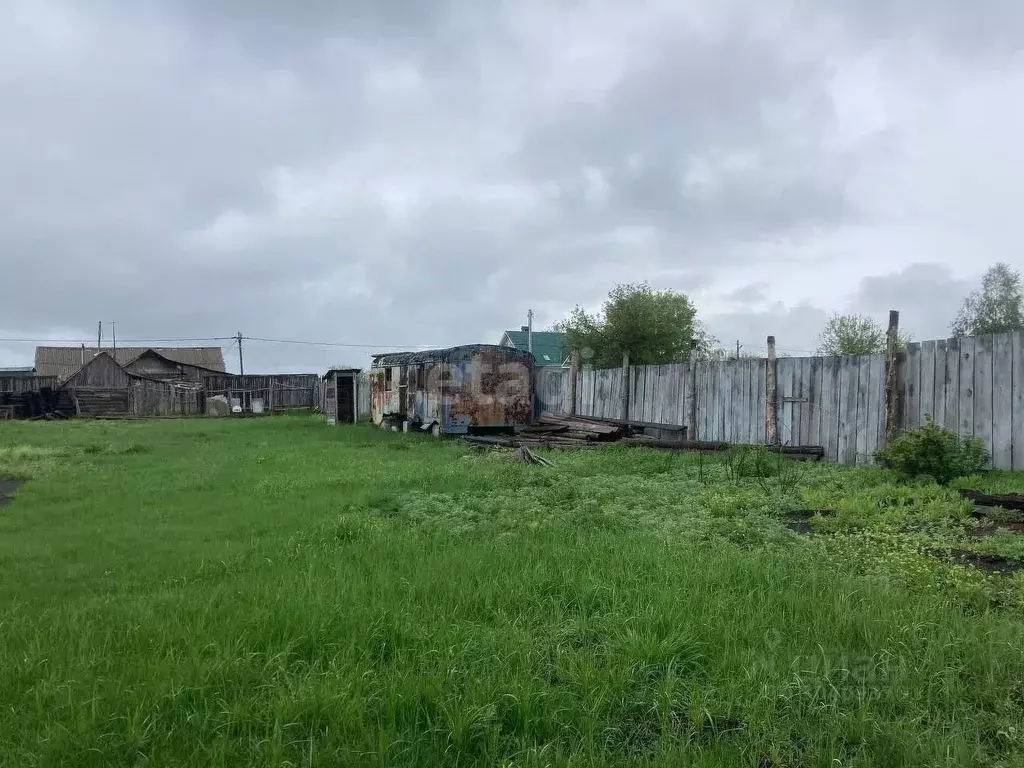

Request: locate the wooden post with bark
(620, 350), (630, 421)
(766, 335), (779, 445)
(883, 309), (900, 446)
(567, 350), (579, 416)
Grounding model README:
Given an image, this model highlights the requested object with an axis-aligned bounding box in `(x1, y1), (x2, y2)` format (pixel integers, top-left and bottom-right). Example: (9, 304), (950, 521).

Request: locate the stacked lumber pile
(459, 414), (825, 460)
(519, 414), (627, 443)
(460, 415), (627, 449)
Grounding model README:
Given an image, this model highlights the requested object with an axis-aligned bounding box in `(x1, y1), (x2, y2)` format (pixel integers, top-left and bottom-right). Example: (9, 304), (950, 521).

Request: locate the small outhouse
(323, 368), (361, 425)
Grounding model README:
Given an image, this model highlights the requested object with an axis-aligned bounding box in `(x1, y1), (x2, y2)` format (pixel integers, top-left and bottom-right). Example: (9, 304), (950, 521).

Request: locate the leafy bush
(875, 418), (987, 485)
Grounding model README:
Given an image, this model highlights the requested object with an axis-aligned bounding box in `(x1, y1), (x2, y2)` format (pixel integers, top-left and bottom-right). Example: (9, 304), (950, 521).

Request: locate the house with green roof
(498, 327), (570, 367)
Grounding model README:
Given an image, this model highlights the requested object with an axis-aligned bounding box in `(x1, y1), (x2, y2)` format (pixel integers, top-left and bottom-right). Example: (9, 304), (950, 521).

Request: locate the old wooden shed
(322, 368), (360, 425)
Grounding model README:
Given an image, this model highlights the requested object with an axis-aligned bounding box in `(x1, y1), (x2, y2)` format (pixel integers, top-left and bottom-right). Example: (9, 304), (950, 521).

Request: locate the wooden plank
(755, 359), (767, 444)
(796, 357), (811, 445)
(904, 342), (921, 430)
(611, 368), (621, 421)
(731, 361), (744, 442)
(713, 364), (724, 442)
(647, 365), (656, 423)
(659, 365), (673, 424)
(839, 357), (860, 464)
(607, 369), (618, 421)
(589, 368), (598, 417)
(678, 363), (690, 429)
(657, 365), (670, 425)
(629, 367), (641, 422)
(638, 365), (649, 423)
(868, 354), (885, 459)
(919, 340), (936, 423)
(974, 334), (994, 466)
(826, 357), (843, 463)
(789, 357), (802, 445)
(932, 340), (947, 427)
(674, 363), (686, 426)
(959, 336), (976, 439)
(777, 358), (795, 445)
(855, 356), (871, 463)
(696, 364), (707, 439)
(704, 364), (715, 441)
(806, 357), (822, 448)
(943, 337), (960, 434)
(746, 360), (756, 443)
(716, 363), (726, 442)
(1013, 332), (1024, 471)
(817, 358), (833, 460)
(993, 332), (1013, 470)
(742, 360), (754, 443)
(722, 364), (733, 441)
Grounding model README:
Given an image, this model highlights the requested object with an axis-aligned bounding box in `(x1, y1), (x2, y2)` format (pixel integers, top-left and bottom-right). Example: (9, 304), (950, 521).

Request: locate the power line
(243, 336), (441, 349)
(0, 336), (235, 344)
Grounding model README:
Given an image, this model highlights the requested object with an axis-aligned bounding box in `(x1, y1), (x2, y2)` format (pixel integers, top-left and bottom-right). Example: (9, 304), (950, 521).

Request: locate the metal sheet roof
(35, 346), (227, 380)
(500, 330), (568, 366)
(372, 344), (533, 368)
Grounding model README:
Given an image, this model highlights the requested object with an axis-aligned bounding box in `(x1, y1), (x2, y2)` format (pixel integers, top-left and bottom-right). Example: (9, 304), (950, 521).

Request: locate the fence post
(620, 351), (630, 421)
(883, 309), (900, 446)
(766, 335), (779, 444)
(688, 342), (698, 441)
(567, 350), (579, 416)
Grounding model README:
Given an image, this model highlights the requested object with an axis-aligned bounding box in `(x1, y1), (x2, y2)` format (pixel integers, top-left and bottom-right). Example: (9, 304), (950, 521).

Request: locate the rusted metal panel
(370, 345), (534, 433)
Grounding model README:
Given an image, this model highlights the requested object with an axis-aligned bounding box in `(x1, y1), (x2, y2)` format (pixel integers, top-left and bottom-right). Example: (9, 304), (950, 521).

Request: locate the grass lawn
(2, 416), (1024, 767)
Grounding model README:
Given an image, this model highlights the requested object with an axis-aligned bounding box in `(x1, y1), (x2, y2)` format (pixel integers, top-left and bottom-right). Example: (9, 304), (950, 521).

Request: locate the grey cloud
(819, 1), (1024, 58)
(850, 263), (973, 342)
(0, 1), (1019, 374)
(705, 302), (830, 356)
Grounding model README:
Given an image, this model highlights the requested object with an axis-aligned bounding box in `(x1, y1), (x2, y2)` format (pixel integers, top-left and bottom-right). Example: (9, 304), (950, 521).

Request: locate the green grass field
(2, 417), (1024, 767)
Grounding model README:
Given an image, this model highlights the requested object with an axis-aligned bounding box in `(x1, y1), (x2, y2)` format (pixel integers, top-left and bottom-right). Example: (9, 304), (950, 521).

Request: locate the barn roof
(371, 344), (534, 368)
(123, 348), (228, 375)
(59, 351), (166, 387)
(35, 346), (227, 380)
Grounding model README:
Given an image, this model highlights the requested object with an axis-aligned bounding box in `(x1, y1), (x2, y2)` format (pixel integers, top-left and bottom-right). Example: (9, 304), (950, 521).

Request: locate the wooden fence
(203, 374), (321, 412)
(0, 375), (58, 394)
(536, 330), (1024, 469)
(68, 382), (205, 418)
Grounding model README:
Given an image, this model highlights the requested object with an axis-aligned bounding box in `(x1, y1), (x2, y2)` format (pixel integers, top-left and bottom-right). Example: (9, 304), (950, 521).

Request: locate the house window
(385, 367), (393, 390)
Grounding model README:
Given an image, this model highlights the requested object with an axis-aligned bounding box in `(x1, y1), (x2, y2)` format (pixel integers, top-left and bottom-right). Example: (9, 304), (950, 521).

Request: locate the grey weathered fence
(536, 330), (1024, 468)
(0, 376), (58, 394)
(203, 374), (322, 411)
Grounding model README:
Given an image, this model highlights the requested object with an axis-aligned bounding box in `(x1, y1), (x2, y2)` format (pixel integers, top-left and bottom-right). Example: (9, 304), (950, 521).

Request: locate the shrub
(875, 418), (987, 485)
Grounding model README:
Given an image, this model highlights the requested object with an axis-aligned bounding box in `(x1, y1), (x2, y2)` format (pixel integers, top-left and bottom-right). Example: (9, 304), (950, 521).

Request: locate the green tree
(951, 262), (1024, 337)
(556, 282), (708, 367)
(817, 313), (909, 356)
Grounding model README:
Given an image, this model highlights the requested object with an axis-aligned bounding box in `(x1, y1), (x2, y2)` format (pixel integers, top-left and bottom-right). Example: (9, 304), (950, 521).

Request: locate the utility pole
(97, 321), (102, 348)
(111, 322), (116, 355)
(236, 331), (245, 376)
(527, 309), (534, 354)
(735, 340), (741, 359)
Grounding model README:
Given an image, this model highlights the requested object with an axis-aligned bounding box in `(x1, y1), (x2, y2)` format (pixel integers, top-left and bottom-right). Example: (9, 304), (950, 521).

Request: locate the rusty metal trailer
(370, 344), (534, 435)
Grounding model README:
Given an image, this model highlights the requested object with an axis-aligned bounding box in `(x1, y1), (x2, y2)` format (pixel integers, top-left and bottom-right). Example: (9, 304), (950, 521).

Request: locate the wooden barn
(61, 352), (204, 418)
(123, 349), (225, 382)
(322, 368), (360, 425)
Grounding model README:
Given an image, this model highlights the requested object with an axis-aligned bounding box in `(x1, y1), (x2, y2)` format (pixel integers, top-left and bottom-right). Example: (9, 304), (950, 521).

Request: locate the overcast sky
(1, 1), (1021, 372)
